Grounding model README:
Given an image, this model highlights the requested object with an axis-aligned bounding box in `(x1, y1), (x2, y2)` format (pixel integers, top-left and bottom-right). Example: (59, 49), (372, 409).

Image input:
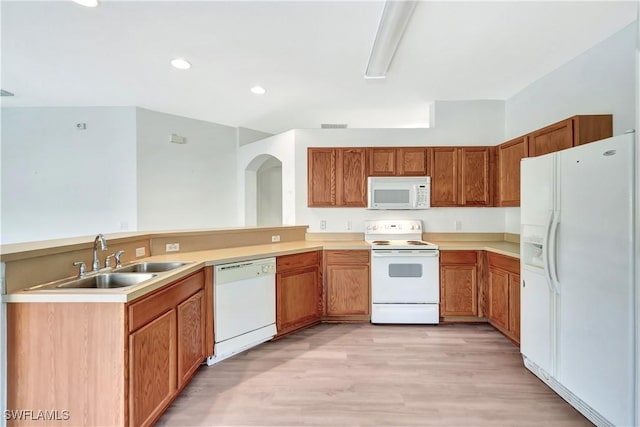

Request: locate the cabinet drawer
(440, 250), (477, 265)
(325, 250), (370, 265)
(277, 251), (319, 271)
(128, 270), (204, 333)
(487, 252), (519, 274)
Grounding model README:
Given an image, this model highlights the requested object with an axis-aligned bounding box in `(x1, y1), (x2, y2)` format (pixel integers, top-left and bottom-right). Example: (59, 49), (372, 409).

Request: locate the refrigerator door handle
(542, 210), (557, 293)
(549, 210), (560, 288)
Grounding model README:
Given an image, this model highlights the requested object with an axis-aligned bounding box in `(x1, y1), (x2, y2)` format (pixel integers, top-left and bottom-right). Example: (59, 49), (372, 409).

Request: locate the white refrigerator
(520, 132), (636, 427)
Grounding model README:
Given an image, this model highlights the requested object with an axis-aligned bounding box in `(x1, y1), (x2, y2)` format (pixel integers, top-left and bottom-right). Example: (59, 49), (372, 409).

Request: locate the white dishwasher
(206, 257), (277, 365)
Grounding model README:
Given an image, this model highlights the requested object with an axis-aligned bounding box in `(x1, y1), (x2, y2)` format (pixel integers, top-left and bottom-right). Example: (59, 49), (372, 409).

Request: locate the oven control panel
(364, 219), (422, 234)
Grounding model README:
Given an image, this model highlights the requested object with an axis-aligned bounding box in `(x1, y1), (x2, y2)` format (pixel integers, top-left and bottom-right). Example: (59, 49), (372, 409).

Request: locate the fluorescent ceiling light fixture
(251, 86), (266, 95)
(365, 1), (417, 79)
(72, 0), (99, 7)
(171, 58), (191, 70)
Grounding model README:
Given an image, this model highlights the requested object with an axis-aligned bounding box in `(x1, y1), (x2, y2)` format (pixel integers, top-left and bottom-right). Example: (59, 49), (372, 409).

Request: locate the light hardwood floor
(156, 323), (591, 426)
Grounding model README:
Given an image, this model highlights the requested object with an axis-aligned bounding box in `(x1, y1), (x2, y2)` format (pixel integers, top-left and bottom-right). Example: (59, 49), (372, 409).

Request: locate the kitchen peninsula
(2, 225), (518, 426)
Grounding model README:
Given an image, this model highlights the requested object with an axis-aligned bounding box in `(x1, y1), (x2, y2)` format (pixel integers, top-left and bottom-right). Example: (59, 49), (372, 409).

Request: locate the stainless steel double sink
(29, 262), (192, 290)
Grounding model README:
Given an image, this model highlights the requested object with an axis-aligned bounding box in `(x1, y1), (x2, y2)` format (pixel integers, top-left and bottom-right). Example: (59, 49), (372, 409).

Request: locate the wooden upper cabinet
(460, 147), (491, 206)
(338, 148), (367, 206)
(496, 136), (529, 207)
(528, 119), (573, 157)
(368, 147), (429, 176)
(368, 148), (397, 176)
(307, 148), (366, 207)
(307, 148), (336, 207)
(573, 114), (613, 146)
(430, 147), (458, 206)
(431, 147), (491, 207)
(397, 147), (429, 176)
(529, 115), (612, 157)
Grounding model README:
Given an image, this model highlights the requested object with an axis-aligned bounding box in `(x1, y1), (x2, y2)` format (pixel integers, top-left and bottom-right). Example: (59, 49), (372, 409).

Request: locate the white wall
(136, 108), (238, 231)
(503, 22), (638, 234)
(237, 131), (296, 226)
(506, 22), (637, 139)
(0, 107), (137, 244)
(292, 100), (509, 233)
(238, 126), (273, 146)
(257, 157), (282, 226)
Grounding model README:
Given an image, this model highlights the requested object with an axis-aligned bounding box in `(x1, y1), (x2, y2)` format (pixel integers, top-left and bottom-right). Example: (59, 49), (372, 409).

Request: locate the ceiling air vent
(321, 123), (348, 129)
(0, 89), (15, 96)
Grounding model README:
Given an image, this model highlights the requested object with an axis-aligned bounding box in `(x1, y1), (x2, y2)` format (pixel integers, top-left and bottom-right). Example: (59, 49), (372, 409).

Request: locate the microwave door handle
(410, 185), (418, 208)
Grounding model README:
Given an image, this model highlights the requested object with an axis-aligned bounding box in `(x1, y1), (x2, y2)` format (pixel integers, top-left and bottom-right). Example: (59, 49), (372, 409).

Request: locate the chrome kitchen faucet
(92, 234), (107, 271)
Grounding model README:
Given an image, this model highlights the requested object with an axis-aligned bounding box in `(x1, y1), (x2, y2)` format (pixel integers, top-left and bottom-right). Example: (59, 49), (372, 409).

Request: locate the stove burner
(372, 240), (390, 245)
(407, 240), (429, 245)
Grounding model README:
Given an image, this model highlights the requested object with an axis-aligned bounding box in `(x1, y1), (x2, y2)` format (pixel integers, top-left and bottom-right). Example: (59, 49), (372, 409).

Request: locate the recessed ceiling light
(72, 0), (99, 7)
(250, 86), (266, 95)
(171, 58), (191, 70)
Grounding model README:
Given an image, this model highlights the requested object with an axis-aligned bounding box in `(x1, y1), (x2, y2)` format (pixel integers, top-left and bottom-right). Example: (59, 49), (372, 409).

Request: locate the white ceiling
(1, 1), (637, 134)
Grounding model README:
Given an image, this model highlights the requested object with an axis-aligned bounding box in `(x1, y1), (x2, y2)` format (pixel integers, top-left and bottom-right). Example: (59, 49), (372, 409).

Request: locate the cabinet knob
(522, 280), (526, 288)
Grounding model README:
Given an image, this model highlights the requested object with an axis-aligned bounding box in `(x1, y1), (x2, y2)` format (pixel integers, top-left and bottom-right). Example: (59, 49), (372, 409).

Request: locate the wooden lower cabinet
(324, 250), (370, 321)
(129, 310), (177, 427)
(487, 253), (520, 344)
(7, 268), (210, 427)
(487, 268), (509, 330)
(276, 251), (322, 336)
(508, 274), (521, 342)
(177, 290), (206, 388)
(439, 251), (479, 318)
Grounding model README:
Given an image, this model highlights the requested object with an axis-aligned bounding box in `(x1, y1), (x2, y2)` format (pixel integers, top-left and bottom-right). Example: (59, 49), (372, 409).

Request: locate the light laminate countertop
(3, 239), (518, 304)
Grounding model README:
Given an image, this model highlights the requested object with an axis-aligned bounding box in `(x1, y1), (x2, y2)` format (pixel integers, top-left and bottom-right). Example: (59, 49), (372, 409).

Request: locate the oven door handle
(371, 250), (439, 257)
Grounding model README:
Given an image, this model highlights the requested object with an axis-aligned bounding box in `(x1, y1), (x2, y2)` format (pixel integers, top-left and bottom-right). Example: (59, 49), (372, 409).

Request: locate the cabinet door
(488, 268), (509, 330)
(460, 147), (491, 206)
(129, 310), (177, 427)
(440, 265), (478, 316)
(177, 290), (205, 389)
(307, 148), (336, 207)
(529, 119), (572, 157)
(326, 264), (370, 316)
(276, 266), (321, 335)
(497, 136), (528, 207)
(368, 148), (396, 176)
(338, 148), (367, 207)
(508, 274), (521, 343)
(430, 147), (458, 206)
(397, 147), (428, 176)
(572, 115), (613, 146)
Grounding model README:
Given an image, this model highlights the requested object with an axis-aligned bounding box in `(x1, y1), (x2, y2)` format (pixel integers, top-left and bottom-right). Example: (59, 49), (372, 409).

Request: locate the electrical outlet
(455, 220), (462, 231)
(271, 235), (281, 242)
(135, 247), (146, 257)
(320, 220), (327, 231)
(166, 243), (180, 252)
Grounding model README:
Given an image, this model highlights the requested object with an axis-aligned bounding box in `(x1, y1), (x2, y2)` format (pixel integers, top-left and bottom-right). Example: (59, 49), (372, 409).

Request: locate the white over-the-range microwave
(367, 176), (431, 210)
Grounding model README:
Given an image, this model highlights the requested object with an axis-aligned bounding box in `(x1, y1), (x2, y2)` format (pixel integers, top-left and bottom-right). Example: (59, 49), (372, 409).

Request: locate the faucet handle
(73, 261), (87, 277)
(104, 254), (115, 269)
(114, 250), (125, 268)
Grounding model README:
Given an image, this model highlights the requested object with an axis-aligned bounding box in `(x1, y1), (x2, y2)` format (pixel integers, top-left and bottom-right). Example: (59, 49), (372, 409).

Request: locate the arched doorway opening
(245, 154), (282, 226)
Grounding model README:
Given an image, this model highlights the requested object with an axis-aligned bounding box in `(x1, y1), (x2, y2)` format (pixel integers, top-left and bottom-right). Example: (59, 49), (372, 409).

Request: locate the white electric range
(365, 219), (440, 324)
